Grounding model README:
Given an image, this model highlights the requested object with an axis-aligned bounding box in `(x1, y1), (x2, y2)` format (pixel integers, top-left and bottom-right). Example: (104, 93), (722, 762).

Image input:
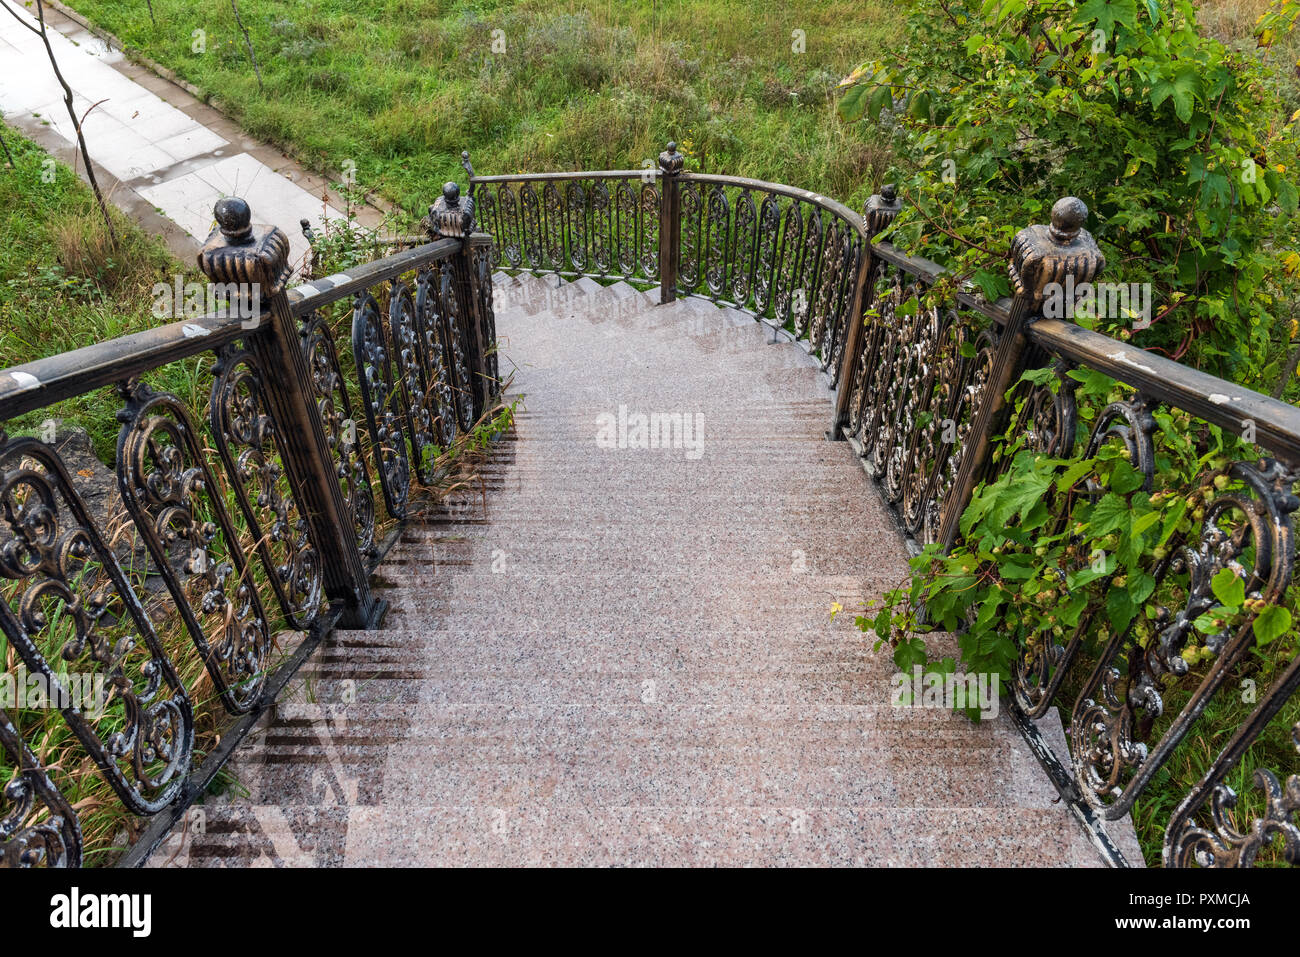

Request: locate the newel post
(657, 141), (684, 304)
(198, 198), (381, 628)
(830, 184), (903, 437)
(935, 196), (1105, 550)
(428, 181), (491, 419)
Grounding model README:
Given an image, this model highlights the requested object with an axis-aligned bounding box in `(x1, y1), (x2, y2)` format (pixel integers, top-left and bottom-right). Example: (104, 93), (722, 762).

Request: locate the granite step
(161, 806), (1107, 867)
(148, 273), (1128, 867)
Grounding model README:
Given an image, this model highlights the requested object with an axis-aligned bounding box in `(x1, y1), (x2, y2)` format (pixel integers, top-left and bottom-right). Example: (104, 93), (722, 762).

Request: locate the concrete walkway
(0, 2), (380, 270)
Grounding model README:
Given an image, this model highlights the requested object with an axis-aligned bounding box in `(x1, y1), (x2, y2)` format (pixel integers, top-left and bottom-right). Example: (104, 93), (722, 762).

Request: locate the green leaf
(1059, 593), (1089, 627)
(909, 90), (932, 121)
(873, 607), (892, 640)
(1106, 587), (1137, 632)
(867, 85), (892, 123)
(893, 636), (928, 672)
(1129, 571), (1157, 605)
(1159, 499), (1187, 547)
(1277, 178), (1299, 214)
(988, 469), (1053, 527)
(1132, 511), (1163, 538)
(1056, 459), (1096, 493)
(1150, 63), (1200, 123)
(1078, 0), (1138, 37)
(1088, 494), (1130, 536)
(1067, 562), (1111, 590)
(972, 268), (1007, 300)
(838, 83), (870, 123)
(1000, 557), (1038, 580)
(1253, 605), (1292, 645)
(1211, 567), (1245, 609)
(1109, 460), (1144, 494)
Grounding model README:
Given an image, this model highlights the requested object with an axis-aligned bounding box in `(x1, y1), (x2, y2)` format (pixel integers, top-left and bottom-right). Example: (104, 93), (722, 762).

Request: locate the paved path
(0, 2), (380, 270)
(149, 275), (1142, 867)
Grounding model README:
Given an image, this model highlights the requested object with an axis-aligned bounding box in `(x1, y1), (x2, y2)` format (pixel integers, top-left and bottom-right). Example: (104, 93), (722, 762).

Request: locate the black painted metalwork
(118, 380), (274, 713)
(0, 188), (499, 867)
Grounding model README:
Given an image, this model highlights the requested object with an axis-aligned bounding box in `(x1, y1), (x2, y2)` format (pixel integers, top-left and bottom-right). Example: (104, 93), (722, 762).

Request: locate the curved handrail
(0, 311), (247, 421)
(471, 169), (656, 183)
(681, 171), (867, 238)
(290, 236), (462, 317)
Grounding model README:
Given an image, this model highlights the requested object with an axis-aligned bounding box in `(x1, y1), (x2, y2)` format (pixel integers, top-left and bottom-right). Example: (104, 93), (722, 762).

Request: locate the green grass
(0, 126), (200, 459)
(63, 0), (898, 219)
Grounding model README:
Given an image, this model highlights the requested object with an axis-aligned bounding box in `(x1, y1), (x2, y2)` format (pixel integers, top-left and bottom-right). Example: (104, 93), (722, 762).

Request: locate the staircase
(150, 273), (1137, 867)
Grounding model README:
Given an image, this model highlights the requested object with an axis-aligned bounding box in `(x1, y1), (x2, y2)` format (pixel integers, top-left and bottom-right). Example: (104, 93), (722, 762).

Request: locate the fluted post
(830, 184), (903, 437)
(198, 197), (382, 628)
(936, 196), (1105, 550)
(657, 141), (684, 304)
(428, 181), (490, 419)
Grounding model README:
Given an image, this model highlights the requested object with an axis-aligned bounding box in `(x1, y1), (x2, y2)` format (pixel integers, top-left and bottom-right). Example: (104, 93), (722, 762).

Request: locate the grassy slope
(66, 0), (897, 219)
(0, 127), (198, 458)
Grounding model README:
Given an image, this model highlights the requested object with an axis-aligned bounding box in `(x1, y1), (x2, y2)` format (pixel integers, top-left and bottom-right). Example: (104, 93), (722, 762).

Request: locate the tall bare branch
(2, 0), (118, 245)
(230, 0), (264, 93)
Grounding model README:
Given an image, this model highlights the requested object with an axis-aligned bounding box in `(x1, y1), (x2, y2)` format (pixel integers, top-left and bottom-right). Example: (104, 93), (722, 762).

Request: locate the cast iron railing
(470, 143), (1300, 868)
(0, 184), (499, 867)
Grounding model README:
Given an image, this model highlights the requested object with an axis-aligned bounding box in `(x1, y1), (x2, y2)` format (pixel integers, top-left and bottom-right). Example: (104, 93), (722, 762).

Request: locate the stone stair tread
(153, 806), (1108, 867)
(150, 272), (1126, 867)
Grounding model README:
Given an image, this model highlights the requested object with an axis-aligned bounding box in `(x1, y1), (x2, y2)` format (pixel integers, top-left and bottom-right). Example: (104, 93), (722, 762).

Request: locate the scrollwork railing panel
(520, 182), (543, 271)
(639, 183), (661, 283)
(0, 707), (81, 867)
(1070, 456), (1295, 821)
(351, 293), (412, 519)
(496, 184), (522, 269)
(210, 347), (324, 628)
(679, 180), (703, 294)
(300, 311), (378, 560)
(389, 278), (439, 485)
(117, 381), (273, 714)
(473, 242), (500, 391)
(413, 267), (459, 452)
(0, 435), (194, 816)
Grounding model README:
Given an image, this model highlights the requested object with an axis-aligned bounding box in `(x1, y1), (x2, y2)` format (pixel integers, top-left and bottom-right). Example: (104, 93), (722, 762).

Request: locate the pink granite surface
(150, 274), (1142, 867)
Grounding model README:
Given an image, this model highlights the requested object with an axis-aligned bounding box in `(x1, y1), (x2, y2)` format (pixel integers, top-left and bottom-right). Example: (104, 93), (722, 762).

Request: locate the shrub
(838, 0), (1300, 386)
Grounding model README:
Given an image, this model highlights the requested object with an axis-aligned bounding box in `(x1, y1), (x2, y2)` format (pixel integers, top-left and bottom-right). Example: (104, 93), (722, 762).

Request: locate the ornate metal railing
(465, 148), (866, 389)
(469, 169), (663, 288)
(0, 183), (499, 868)
(472, 144), (1300, 868)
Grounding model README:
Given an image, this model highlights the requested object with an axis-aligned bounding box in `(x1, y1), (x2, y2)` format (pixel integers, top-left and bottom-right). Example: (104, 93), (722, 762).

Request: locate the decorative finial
(214, 196), (253, 244)
(658, 140), (684, 175)
(1048, 196), (1088, 244)
(460, 150), (475, 180)
(863, 183), (903, 238)
(427, 181), (475, 239)
(1008, 196), (1104, 305)
(197, 197), (292, 297)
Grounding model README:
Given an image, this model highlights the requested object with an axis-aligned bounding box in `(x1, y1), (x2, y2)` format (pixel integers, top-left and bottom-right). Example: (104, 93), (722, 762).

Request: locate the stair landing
(150, 273), (1140, 867)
